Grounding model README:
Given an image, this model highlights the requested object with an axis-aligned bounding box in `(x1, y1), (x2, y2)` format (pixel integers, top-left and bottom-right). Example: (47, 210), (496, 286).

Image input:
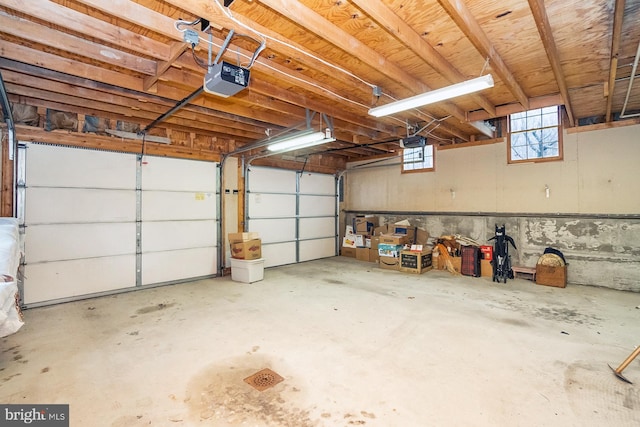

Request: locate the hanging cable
(191, 44), (209, 69)
(480, 57), (490, 76)
(177, 2), (449, 129)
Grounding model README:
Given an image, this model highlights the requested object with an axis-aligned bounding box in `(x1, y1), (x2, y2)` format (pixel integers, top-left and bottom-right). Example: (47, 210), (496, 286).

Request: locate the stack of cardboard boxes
(342, 216), (431, 274)
(228, 232), (264, 283)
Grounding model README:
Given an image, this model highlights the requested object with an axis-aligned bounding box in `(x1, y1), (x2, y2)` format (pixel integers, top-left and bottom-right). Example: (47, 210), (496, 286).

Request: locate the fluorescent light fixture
(368, 74), (494, 117)
(267, 131), (335, 152)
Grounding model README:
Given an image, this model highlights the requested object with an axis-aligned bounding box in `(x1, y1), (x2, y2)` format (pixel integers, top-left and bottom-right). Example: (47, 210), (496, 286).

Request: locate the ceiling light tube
(267, 131), (331, 152)
(368, 74), (494, 117)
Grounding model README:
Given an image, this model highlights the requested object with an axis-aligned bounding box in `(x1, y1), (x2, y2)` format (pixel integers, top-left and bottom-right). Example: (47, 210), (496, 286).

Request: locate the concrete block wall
(344, 212), (640, 292)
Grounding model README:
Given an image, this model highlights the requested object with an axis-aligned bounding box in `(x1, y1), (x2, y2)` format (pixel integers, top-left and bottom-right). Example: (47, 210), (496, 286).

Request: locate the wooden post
(1, 129), (14, 217)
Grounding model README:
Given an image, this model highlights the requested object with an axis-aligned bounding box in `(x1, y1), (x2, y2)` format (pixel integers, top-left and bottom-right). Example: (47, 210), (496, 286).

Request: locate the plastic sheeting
(0, 217), (23, 337)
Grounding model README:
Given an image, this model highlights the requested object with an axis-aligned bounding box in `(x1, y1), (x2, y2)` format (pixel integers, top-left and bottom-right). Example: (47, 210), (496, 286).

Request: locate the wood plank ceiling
(1, 0), (639, 170)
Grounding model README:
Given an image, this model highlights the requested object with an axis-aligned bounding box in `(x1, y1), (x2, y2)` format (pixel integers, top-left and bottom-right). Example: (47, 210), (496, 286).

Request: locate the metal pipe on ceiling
(139, 86), (204, 135)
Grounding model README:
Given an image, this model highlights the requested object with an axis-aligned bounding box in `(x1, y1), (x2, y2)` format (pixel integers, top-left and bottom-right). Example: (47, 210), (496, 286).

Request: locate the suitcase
(461, 245), (481, 277)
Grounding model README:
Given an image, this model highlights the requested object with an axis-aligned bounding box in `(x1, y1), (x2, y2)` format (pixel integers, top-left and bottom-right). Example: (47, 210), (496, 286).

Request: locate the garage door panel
(299, 238), (335, 262)
(25, 188), (136, 224)
(22, 255), (136, 305)
(299, 173), (335, 195)
(142, 191), (216, 221)
(141, 156), (217, 192)
(248, 193), (296, 218)
(248, 167), (296, 193)
(142, 247), (216, 285)
(299, 195), (335, 216)
(25, 223), (135, 263)
(247, 167), (336, 267)
(142, 220), (216, 252)
(21, 142), (221, 306)
(248, 218), (296, 243)
(299, 217), (335, 240)
(26, 144), (136, 189)
(261, 242), (296, 268)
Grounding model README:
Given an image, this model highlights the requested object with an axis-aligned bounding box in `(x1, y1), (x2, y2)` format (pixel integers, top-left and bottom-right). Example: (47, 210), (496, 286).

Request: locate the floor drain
(243, 368), (284, 391)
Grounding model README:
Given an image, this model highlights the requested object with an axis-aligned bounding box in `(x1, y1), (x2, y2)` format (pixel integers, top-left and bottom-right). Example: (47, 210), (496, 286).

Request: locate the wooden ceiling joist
(606, 0), (626, 122)
(437, 0), (530, 111)
(257, 0), (470, 138)
(527, 0), (575, 127)
(144, 42), (189, 93)
(0, 13), (157, 76)
(0, 0), (169, 60)
(351, 0), (497, 118)
(0, 0), (637, 167)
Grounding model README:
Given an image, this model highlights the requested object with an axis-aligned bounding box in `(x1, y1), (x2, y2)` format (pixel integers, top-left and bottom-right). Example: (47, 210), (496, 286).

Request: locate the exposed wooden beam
(164, 0), (378, 102)
(256, 0), (469, 131)
(0, 43), (145, 92)
(467, 94), (564, 122)
(0, 12), (157, 76)
(4, 81), (259, 139)
(11, 125), (221, 161)
(165, 0), (471, 141)
(351, 0), (496, 117)
(606, 0), (626, 122)
(0, 58), (271, 132)
(0, 129), (13, 216)
(527, 0), (575, 127)
(0, 0), (169, 60)
(437, 0), (530, 110)
(565, 116), (640, 134)
(437, 137), (505, 151)
(144, 42), (190, 92)
(73, 0), (215, 40)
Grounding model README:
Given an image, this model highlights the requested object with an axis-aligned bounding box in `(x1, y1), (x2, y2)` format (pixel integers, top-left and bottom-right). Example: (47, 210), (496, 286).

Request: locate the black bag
(543, 247), (566, 264)
(461, 245), (481, 277)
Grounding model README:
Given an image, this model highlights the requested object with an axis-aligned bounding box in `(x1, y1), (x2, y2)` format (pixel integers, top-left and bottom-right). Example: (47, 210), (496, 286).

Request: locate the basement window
(402, 145), (434, 173)
(508, 106), (562, 163)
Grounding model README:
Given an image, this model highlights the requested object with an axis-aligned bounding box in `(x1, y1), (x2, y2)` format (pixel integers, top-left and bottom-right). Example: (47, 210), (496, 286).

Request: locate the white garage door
(246, 166), (337, 268)
(18, 143), (218, 307)
(140, 156), (217, 285)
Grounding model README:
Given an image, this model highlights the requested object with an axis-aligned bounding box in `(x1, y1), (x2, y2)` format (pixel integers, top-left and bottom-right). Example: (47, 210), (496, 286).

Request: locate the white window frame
(508, 106), (563, 164)
(402, 145), (435, 173)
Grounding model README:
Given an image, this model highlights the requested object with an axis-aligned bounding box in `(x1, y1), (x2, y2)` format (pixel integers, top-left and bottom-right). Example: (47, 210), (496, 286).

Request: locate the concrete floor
(1, 256), (639, 427)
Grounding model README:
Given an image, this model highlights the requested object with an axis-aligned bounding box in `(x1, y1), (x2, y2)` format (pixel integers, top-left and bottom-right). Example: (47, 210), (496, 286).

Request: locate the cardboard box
(481, 259), (492, 277)
(370, 236), (379, 251)
(415, 228), (429, 245)
(342, 235), (357, 248)
(378, 244), (404, 257)
(379, 233), (410, 245)
(536, 265), (567, 288)
(379, 255), (400, 271)
(230, 239), (262, 260)
(399, 249), (433, 274)
(355, 234), (367, 247)
(228, 232), (260, 243)
(369, 248), (379, 263)
(341, 247), (356, 257)
(480, 245), (494, 261)
(373, 225), (389, 236)
(356, 247), (370, 262)
(435, 254), (460, 272)
(450, 256), (461, 273)
(354, 216), (378, 234)
(395, 226), (418, 244)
